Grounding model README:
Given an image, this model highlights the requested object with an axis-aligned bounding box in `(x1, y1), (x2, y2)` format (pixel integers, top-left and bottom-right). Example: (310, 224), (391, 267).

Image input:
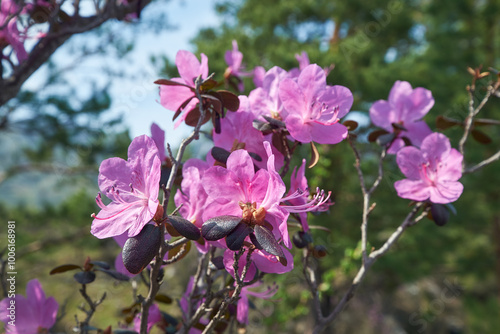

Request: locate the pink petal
(237, 290), (249, 324)
(285, 114), (312, 143)
(402, 121), (432, 148)
(310, 122), (348, 145)
(279, 78), (307, 118)
(322, 85), (353, 119)
(297, 64), (326, 103)
(150, 123), (166, 162)
(420, 133), (451, 163)
(252, 247), (294, 274)
(396, 146), (425, 179)
(394, 179), (430, 202)
(403, 87), (434, 122)
(441, 148), (463, 181)
(159, 82), (196, 112)
(369, 100), (397, 131)
(176, 50), (207, 86)
(388, 80), (413, 107)
(430, 181), (463, 204)
(226, 149), (256, 184)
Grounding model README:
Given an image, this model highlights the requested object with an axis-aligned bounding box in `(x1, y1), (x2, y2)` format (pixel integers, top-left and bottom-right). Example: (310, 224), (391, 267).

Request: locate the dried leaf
(343, 120), (358, 131)
(49, 264), (82, 275)
(367, 129), (390, 142)
(155, 294), (173, 304)
(436, 115), (461, 130)
(308, 141), (319, 169)
(471, 129), (492, 144)
(155, 79), (192, 89)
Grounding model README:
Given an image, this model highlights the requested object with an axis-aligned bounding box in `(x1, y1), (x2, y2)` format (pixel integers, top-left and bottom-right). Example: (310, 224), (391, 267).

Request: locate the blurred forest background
(1, 0), (499, 333)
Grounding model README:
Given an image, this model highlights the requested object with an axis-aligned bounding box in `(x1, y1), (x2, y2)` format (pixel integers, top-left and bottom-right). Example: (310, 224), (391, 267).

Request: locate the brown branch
(0, 0), (153, 107)
(312, 203), (427, 334)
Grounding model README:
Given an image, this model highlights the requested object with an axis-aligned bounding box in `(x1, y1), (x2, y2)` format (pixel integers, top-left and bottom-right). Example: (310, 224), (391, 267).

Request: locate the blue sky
(113, 0), (219, 148)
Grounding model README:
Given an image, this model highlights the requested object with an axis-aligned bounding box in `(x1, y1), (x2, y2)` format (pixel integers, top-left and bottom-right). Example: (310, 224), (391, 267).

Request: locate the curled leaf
(343, 120), (358, 131)
(308, 141), (319, 169)
(368, 129), (390, 142)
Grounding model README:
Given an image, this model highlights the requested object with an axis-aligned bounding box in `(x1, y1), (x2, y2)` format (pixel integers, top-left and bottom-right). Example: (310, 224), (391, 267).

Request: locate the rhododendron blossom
(202, 142), (291, 248)
(370, 80), (434, 153)
(224, 40), (250, 92)
(0, 279), (58, 334)
(91, 135), (161, 239)
(159, 50), (209, 127)
(394, 133), (463, 204)
(213, 95), (284, 170)
(279, 64), (353, 144)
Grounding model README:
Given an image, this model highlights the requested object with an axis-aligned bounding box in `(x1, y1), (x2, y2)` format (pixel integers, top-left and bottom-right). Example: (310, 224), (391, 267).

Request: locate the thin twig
(464, 149), (500, 174)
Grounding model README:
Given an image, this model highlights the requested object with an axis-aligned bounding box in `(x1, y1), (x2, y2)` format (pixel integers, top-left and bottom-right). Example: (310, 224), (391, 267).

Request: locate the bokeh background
(1, 0), (499, 333)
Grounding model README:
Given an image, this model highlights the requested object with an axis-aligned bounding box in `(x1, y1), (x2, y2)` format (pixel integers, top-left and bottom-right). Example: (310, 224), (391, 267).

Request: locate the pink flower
(150, 122), (166, 163)
(252, 66), (266, 87)
(91, 135), (161, 239)
(159, 50), (208, 127)
(248, 66), (289, 120)
(224, 40), (250, 92)
(369, 80), (434, 153)
(279, 64), (353, 144)
(0, 279), (58, 334)
(295, 51), (310, 71)
(394, 133), (463, 204)
(213, 95), (284, 170)
(202, 142), (291, 248)
(133, 303), (164, 333)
